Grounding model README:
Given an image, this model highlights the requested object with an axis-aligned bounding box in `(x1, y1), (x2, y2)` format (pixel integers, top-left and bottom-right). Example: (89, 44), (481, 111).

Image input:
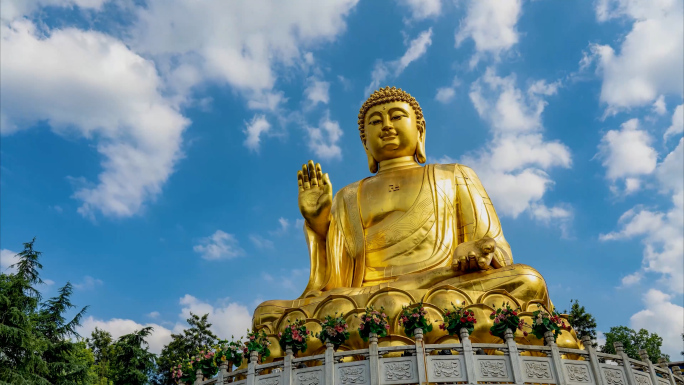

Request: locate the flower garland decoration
(172, 356), (196, 384)
(244, 329), (271, 362)
(528, 305), (568, 341)
(278, 319), (310, 355)
(398, 303), (433, 337)
(215, 337), (244, 369)
(358, 306), (390, 341)
(317, 313), (350, 349)
(489, 302), (525, 340)
(440, 302), (477, 337)
(194, 347), (219, 378)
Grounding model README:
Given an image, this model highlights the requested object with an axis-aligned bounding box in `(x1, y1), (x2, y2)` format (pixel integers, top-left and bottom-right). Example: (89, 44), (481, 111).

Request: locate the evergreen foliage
(600, 326), (670, 363)
(565, 299), (598, 343)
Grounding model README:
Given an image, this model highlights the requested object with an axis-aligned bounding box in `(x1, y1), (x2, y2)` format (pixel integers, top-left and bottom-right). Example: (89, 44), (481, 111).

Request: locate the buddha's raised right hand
(298, 160), (332, 238)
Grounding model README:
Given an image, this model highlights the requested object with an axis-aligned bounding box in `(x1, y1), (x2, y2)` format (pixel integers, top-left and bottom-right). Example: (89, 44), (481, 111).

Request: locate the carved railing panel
(475, 356), (514, 383)
(426, 355), (467, 383)
(564, 361), (594, 385)
(379, 357), (418, 385)
(522, 356), (556, 384)
(336, 361), (370, 385)
(293, 368), (323, 385)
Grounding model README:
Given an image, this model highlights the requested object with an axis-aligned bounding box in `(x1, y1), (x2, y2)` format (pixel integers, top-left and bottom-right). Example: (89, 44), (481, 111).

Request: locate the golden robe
(252, 164), (573, 355)
(301, 163), (513, 294)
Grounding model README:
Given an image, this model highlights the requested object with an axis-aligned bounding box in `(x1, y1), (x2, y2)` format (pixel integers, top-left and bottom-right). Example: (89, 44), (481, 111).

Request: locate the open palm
(297, 160), (332, 236)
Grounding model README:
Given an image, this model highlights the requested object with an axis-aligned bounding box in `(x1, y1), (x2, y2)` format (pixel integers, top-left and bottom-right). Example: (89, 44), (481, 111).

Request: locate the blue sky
(1, 0), (682, 357)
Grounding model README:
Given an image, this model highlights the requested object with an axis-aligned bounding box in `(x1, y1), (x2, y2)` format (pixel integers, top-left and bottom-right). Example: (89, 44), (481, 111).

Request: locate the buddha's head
(358, 86), (426, 173)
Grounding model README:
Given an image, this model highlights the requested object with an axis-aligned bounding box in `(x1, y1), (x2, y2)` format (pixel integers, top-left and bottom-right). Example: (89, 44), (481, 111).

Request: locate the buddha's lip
(381, 134), (397, 140)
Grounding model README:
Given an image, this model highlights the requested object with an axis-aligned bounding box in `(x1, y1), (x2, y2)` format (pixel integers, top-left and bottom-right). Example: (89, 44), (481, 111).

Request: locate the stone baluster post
(673, 367), (682, 376)
(284, 346), (294, 385)
(504, 329), (524, 385)
(639, 349), (661, 385)
(545, 330), (568, 385)
(658, 358), (677, 385)
(614, 342), (637, 385)
(414, 328), (428, 385)
(325, 343), (335, 385)
(459, 327), (477, 385)
(246, 351), (259, 385)
(217, 361), (229, 385)
(195, 368), (204, 385)
(582, 335), (605, 385)
(369, 333), (380, 385)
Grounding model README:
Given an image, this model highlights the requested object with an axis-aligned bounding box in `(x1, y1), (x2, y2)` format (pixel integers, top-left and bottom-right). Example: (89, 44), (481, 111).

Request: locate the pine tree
(0, 238), (50, 385)
(154, 313), (218, 385)
(564, 299), (598, 343)
(110, 327), (157, 385)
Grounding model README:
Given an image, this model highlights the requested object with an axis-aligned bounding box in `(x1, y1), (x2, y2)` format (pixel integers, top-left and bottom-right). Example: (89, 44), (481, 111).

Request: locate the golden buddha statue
(252, 86), (580, 357)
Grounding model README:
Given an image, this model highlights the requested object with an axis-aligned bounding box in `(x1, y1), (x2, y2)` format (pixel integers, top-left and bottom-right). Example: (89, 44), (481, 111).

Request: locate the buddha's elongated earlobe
(365, 145), (378, 173)
(416, 120), (426, 164)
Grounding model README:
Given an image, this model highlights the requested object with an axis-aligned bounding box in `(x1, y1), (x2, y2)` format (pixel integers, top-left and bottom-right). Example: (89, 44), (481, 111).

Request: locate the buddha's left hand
(452, 237), (501, 272)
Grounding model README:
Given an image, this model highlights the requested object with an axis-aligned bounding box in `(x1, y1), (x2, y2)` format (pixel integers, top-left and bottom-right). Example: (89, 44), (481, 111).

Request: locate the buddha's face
(363, 101), (424, 163)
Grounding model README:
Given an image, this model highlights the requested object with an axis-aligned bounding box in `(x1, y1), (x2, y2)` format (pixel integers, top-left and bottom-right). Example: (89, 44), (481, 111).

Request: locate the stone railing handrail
(185, 329), (684, 385)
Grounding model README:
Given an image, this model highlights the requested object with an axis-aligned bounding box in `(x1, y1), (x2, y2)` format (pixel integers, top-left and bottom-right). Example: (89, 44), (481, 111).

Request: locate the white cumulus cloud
(630, 289), (684, 359)
(0, 249), (19, 274)
(458, 68), (571, 223)
(243, 115), (271, 152)
(305, 112), (343, 160)
(178, 294), (252, 340)
(455, 0), (522, 67)
(193, 230), (243, 260)
(587, 0), (683, 114)
(79, 316), (174, 355)
(601, 139), (683, 294)
(596, 118), (658, 194)
(399, 0), (442, 20)
(1, 19), (190, 219)
(664, 104), (683, 142)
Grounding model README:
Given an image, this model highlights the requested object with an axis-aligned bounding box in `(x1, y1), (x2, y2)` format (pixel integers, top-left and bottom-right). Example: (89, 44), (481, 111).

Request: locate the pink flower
(385, 324), (390, 329)
(360, 324), (364, 330)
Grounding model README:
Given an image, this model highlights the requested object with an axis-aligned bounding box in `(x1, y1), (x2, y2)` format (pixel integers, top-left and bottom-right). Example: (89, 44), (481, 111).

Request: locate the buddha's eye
(391, 115), (404, 121)
(370, 119), (381, 125)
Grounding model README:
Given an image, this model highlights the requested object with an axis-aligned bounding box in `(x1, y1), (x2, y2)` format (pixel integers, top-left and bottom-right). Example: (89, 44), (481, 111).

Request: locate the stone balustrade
(184, 329), (684, 385)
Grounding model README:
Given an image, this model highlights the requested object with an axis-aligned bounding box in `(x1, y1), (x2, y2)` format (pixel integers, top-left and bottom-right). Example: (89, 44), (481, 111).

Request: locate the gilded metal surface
(253, 87), (581, 358)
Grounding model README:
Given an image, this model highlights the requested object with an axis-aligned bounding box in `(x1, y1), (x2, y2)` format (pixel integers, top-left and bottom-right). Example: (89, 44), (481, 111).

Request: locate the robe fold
(301, 163), (512, 297)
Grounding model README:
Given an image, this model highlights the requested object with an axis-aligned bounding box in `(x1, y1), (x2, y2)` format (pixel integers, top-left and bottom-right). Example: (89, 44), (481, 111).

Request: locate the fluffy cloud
(455, 0), (522, 66)
(305, 79), (331, 106)
(398, 0), (442, 20)
(243, 115), (272, 152)
(601, 139), (683, 294)
(79, 294), (252, 354)
(0, 249), (19, 274)
(365, 29), (433, 96)
(435, 76), (461, 104)
(305, 112), (343, 160)
(596, 118), (657, 194)
(460, 68), (571, 220)
(587, 0), (683, 114)
(1, 19), (190, 219)
(630, 289), (684, 359)
(664, 104), (683, 142)
(130, 0), (359, 106)
(193, 230), (243, 260)
(79, 316), (174, 355)
(178, 294), (252, 340)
